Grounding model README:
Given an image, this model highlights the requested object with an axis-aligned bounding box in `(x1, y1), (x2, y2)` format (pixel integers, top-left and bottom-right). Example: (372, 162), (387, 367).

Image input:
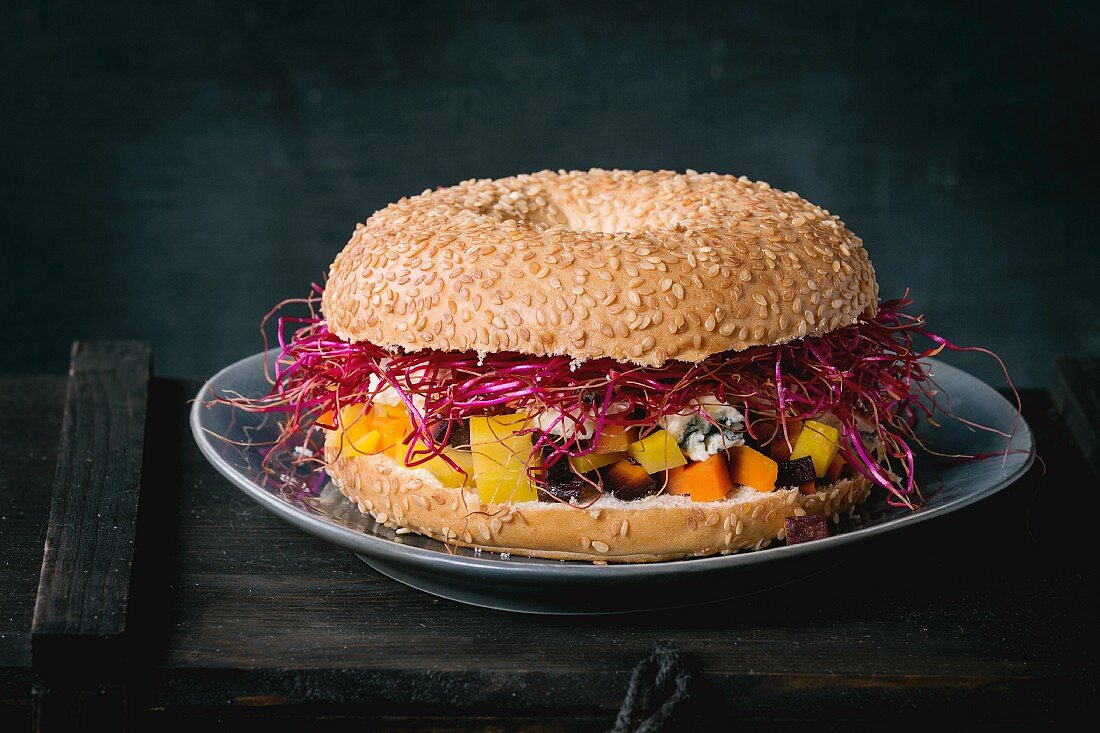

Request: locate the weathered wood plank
(130, 386), (1092, 719)
(0, 375), (66, 728)
(3, 378), (1094, 725)
(30, 341), (152, 672)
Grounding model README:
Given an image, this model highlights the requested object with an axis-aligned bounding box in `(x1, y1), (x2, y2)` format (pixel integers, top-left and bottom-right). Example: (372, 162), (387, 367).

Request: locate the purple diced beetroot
(784, 514), (829, 545)
(776, 456), (816, 487)
(539, 456), (600, 504)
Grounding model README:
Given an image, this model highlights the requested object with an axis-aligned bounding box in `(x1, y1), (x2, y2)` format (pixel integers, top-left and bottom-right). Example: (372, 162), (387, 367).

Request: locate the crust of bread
(322, 169), (878, 367)
(324, 441), (872, 563)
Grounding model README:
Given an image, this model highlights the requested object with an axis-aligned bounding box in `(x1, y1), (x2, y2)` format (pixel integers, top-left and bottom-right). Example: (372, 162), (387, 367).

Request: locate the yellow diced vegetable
(419, 449), (473, 488)
(334, 403), (389, 455)
(372, 402), (401, 419)
(328, 402), (412, 455)
(474, 470), (538, 504)
(368, 418), (409, 457)
(343, 427), (381, 455)
(470, 413), (533, 471)
(337, 402), (367, 424)
(790, 419), (841, 478)
(569, 451), (625, 474)
(387, 430), (473, 489)
(470, 413), (539, 503)
(627, 429), (688, 474)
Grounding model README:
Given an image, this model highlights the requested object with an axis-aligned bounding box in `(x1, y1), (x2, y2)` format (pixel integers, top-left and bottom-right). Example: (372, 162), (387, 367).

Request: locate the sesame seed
(326, 169), (874, 365)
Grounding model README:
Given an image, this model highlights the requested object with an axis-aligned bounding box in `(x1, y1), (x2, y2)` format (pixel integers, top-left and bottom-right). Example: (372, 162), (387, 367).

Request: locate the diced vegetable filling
(230, 295), (1019, 514)
(326, 398), (856, 505)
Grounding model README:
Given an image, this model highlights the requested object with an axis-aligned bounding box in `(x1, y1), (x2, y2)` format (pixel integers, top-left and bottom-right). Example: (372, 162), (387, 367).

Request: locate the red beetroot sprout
(215, 290), (1017, 506)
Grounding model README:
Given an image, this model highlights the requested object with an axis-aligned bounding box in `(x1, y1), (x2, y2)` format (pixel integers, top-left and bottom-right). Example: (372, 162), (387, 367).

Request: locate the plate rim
(190, 350), (1035, 579)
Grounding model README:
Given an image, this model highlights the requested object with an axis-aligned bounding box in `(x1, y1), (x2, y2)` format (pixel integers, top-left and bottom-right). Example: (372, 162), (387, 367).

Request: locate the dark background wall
(2, 0), (1097, 387)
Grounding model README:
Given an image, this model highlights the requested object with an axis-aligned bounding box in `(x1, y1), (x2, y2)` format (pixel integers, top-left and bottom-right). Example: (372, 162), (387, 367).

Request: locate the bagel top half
(321, 169), (878, 366)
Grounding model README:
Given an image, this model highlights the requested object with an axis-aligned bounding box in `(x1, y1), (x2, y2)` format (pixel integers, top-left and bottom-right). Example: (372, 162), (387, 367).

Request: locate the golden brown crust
(324, 441), (873, 563)
(321, 169), (878, 366)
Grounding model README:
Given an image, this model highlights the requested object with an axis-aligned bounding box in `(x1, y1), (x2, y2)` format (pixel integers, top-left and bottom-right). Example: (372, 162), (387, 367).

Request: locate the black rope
(610, 642), (693, 733)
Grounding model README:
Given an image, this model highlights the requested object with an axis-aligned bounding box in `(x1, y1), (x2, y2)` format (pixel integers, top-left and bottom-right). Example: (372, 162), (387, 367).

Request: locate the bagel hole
(486, 187), (678, 235)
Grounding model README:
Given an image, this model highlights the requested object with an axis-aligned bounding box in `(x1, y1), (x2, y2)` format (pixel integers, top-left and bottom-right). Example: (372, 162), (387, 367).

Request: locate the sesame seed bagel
(322, 169), (878, 366)
(324, 442), (873, 563)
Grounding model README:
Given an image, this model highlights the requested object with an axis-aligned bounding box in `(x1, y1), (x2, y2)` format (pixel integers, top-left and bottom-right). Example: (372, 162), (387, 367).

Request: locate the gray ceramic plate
(191, 351), (1033, 614)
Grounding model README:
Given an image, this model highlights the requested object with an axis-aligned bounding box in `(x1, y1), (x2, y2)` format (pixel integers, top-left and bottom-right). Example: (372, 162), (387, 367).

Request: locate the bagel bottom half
(324, 441), (872, 563)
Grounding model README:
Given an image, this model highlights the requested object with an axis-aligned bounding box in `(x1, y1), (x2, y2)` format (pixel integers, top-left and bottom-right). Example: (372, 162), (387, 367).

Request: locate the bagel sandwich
(237, 169), (992, 563)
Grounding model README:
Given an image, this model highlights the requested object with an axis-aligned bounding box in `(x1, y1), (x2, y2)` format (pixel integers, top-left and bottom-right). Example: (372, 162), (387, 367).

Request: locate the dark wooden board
(130, 384), (1094, 725)
(0, 375), (66, 721)
(2, 376), (1096, 729)
(31, 341), (151, 674)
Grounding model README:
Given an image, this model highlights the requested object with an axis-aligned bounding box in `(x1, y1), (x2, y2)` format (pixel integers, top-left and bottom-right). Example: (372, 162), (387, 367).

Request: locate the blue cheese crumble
(657, 395), (745, 462)
(531, 401), (631, 441)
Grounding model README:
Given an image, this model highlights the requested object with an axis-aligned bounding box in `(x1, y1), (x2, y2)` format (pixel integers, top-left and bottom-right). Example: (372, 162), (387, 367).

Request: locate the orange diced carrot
(768, 440), (792, 461)
(603, 458), (658, 500)
(665, 466), (687, 495)
(727, 445), (778, 493)
(767, 419), (803, 460)
(666, 454), (734, 502)
(328, 404), (413, 457)
(824, 454), (846, 482)
(594, 424), (636, 454)
(365, 415), (410, 456)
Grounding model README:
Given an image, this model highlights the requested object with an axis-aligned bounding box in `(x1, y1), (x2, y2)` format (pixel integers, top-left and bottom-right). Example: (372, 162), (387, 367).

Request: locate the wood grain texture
(0, 376), (65, 726)
(129, 384), (1094, 723)
(2, 377), (1096, 727)
(30, 341), (151, 672)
